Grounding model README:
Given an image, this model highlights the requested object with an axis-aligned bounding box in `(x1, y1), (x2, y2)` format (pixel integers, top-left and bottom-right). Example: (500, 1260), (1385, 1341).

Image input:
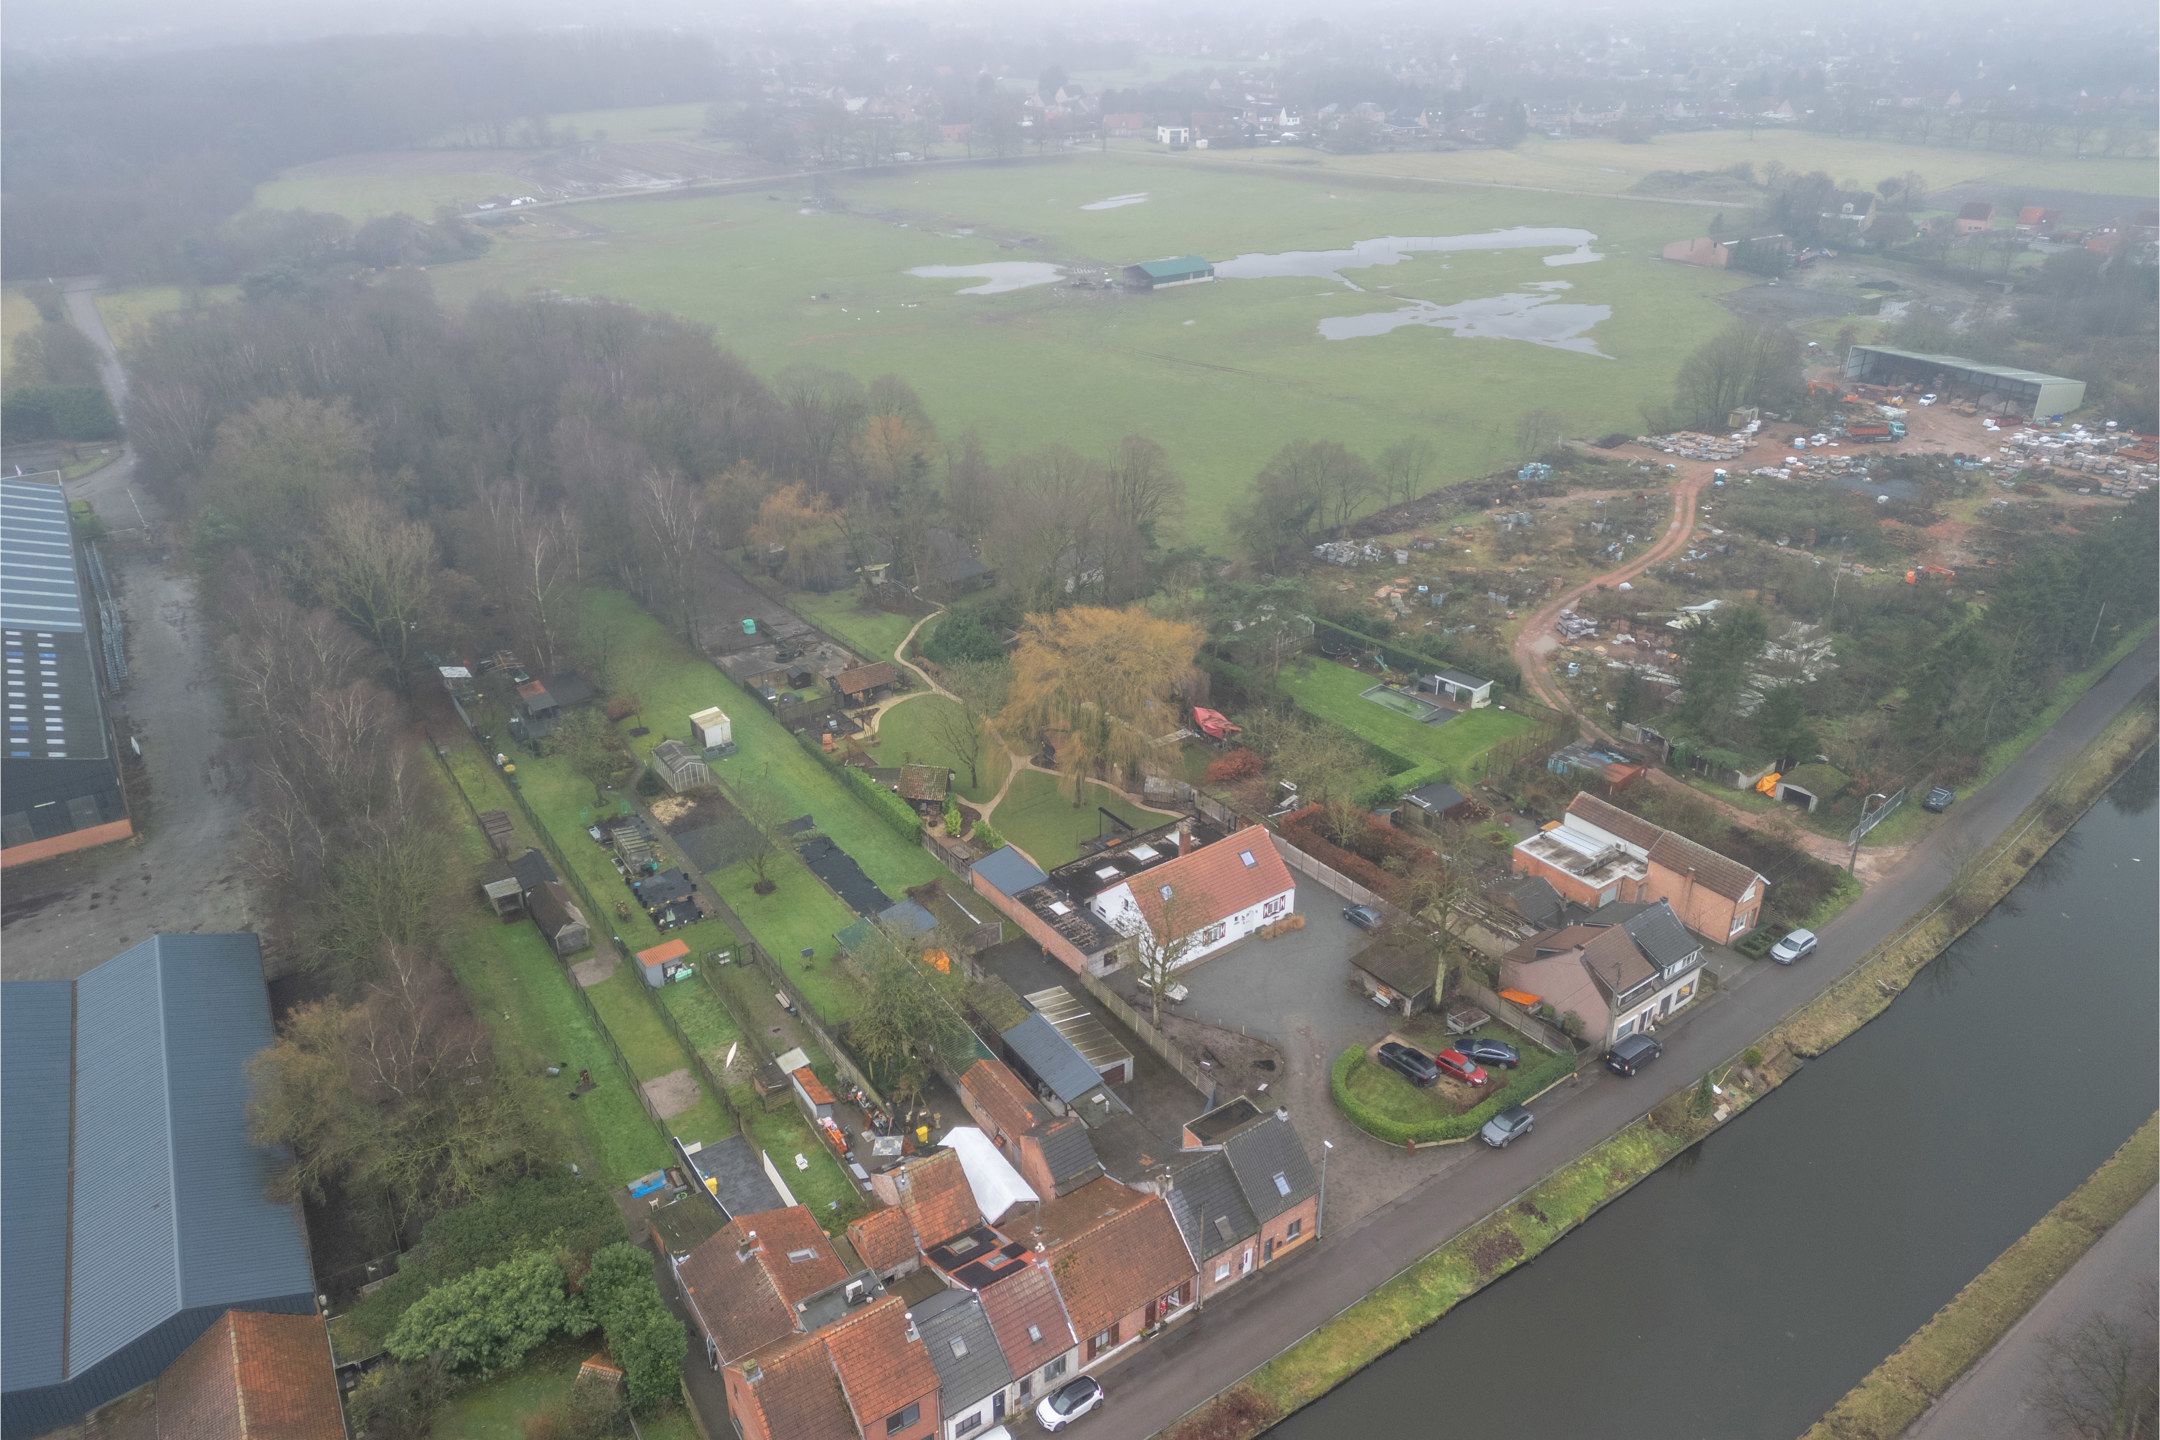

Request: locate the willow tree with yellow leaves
(999, 605), (1202, 801)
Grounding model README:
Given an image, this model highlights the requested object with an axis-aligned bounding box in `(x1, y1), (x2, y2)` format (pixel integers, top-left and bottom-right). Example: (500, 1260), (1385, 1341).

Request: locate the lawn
(992, 768), (1174, 869)
(786, 585), (924, 662)
(1, 289), (42, 378)
(426, 151), (1749, 543)
(253, 157), (531, 219)
(433, 1337), (702, 1440)
(1186, 130), (2159, 207)
(1336, 1023), (1576, 1140)
(1277, 659), (1536, 785)
(871, 694), (1011, 804)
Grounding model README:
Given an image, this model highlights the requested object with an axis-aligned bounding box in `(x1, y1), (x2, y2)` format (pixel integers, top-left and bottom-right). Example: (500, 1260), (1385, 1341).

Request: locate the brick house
(1163, 1103), (1320, 1301)
(153, 1310), (346, 1440)
(728, 1295), (942, 1440)
(968, 1250), (1080, 1414)
(956, 1057), (1106, 1198)
(867, 1150), (983, 1251)
(1500, 899), (1705, 1046)
(1035, 1179), (1198, 1373)
(671, 1207), (856, 1372)
(1511, 793), (1767, 943)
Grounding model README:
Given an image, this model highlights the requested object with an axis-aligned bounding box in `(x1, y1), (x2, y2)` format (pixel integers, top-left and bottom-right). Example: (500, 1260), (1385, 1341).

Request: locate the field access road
(1904, 1185), (2158, 1440)
(0, 282), (255, 981)
(1084, 635), (2155, 1440)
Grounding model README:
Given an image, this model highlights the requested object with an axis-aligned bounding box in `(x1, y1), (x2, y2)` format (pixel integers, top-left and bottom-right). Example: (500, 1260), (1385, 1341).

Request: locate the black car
(1923, 786), (1957, 813)
(1604, 1033), (1663, 1077)
(1456, 1036), (1520, 1069)
(1342, 904), (1383, 932)
(1376, 1041), (1439, 1087)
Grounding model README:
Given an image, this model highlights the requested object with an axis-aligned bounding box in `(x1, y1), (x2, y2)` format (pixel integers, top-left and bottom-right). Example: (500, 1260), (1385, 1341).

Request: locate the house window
(1163, 1282), (1190, 1309)
(1286, 1218), (1303, 1240)
(1679, 982), (1695, 1002)
(1026, 1325), (1043, 1344)
(1262, 895), (1288, 918)
(1089, 1328), (1115, 1358)
(957, 1413), (986, 1437)
(886, 1402), (921, 1434)
(1201, 922), (1227, 945)
(1730, 913), (1749, 937)
(1214, 1259), (1231, 1281)
(1044, 1356), (1067, 1382)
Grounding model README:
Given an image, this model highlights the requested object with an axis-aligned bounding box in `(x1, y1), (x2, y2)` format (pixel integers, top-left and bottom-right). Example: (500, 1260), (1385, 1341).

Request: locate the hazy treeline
(2, 31), (728, 280)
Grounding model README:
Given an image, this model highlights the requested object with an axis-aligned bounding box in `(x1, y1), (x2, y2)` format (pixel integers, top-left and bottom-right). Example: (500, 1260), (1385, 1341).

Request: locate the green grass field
(433, 1338), (701, 1440)
(1187, 130), (2159, 202)
(1276, 659), (1535, 783)
(253, 158), (530, 219)
(425, 152), (1746, 542)
(546, 102), (717, 144)
(872, 694), (1011, 804)
(992, 768), (1173, 868)
(785, 586), (922, 660)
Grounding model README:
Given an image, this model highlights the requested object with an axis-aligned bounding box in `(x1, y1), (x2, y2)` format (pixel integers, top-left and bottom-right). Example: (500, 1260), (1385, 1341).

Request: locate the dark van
(1604, 1033), (1663, 1077)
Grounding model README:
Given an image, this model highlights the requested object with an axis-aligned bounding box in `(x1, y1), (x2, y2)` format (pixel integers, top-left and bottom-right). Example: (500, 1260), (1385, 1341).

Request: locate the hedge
(1, 384), (121, 442)
(794, 731), (924, 843)
(1331, 1043), (1577, 1146)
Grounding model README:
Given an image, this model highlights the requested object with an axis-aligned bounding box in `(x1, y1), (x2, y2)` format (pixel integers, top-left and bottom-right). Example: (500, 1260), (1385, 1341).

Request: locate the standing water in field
(1080, 192), (1150, 210)
(905, 262), (1066, 294)
(1214, 227), (1603, 290)
(1319, 290), (1613, 356)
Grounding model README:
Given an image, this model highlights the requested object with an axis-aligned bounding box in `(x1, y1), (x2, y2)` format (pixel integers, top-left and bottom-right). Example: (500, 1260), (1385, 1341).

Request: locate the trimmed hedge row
(794, 731), (925, 843)
(1331, 1042), (1577, 1146)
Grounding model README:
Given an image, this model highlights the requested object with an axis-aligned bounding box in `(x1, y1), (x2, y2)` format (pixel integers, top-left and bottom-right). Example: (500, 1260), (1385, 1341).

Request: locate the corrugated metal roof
(1137, 256), (1213, 280)
(1001, 1014), (1121, 1113)
(0, 475), (85, 633)
(1851, 345), (2081, 390)
(1022, 988), (1133, 1077)
(2, 934), (317, 1402)
(2, 982), (75, 1389)
(972, 846), (1047, 898)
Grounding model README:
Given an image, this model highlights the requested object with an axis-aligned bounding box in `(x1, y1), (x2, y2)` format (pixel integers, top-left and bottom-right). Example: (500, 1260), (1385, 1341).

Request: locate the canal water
(1269, 757), (2159, 1440)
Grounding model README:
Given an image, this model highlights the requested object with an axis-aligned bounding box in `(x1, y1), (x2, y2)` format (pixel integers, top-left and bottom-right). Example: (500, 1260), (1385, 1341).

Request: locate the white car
(1036, 1376), (1104, 1432)
(1770, 929), (1819, 964)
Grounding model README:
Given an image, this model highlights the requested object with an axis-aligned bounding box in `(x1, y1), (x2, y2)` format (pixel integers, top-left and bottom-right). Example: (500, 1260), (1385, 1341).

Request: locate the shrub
(923, 607), (1004, 664)
(0, 384), (121, 442)
(1742, 1045), (1764, 1068)
(520, 1377), (627, 1440)
(346, 1357), (451, 1440)
(971, 819), (1006, 852)
(844, 763), (923, 841)
(635, 766), (665, 797)
(1204, 749), (1263, 783)
(578, 1242), (686, 1411)
(943, 798), (963, 836)
(386, 1252), (586, 1376)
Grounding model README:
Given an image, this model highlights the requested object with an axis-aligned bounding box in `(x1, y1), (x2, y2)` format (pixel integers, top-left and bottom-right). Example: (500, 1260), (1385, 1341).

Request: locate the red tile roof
(960, 1057), (1046, 1142)
(1565, 794), (1765, 902)
(891, 1150), (980, 1248)
(1046, 1190), (1196, 1342)
(846, 1205), (920, 1276)
(833, 661), (899, 697)
(1125, 826), (1294, 939)
(731, 1332), (858, 1440)
(677, 1208), (848, 1363)
(153, 1310), (345, 1440)
(820, 1295), (940, 1434)
(976, 1256), (1076, 1377)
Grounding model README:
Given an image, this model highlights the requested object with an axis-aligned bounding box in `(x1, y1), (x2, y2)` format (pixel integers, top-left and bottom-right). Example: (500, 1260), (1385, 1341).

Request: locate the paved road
(1086, 636), (2157, 1440)
(0, 282), (256, 979)
(1905, 1186), (2158, 1440)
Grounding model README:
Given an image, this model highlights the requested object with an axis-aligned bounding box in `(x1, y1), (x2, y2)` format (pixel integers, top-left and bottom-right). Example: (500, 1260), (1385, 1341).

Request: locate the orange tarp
(1499, 988), (1542, 1008)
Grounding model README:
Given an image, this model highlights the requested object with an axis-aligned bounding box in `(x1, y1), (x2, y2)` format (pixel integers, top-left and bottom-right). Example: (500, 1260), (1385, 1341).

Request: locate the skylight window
(1159, 883), (1174, 901)
(950, 1337), (968, 1358)
(1129, 844), (1159, 861)
(1239, 849), (1256, 867)
(1273, 1172), (1291, 1197)
(1095, 866), (1121, 881)
(1047, 900), (1070, 916)
(1027, 1325), (1044, 1343)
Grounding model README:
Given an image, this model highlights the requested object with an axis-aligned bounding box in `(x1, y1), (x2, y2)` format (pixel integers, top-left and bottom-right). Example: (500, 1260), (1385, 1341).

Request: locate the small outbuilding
(1347, 932), (1446, 1016)
(650, 739), (711, 794)
(896, 763), (952, 814)
(1396, 780), (1473, 831)
(636, 937), (691, 988)
(530, 880), (590, 956)
(689, 706), (732, 750)
(831, 661), (901, 706)
(1421, 669), (1493, 708)
(1774, 762), (1850, 814)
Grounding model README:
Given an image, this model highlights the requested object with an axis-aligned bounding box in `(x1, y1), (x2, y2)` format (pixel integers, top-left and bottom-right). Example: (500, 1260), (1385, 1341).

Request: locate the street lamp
(1849, 792), (1889, 874)
(1318, 1139), (1334, 1239)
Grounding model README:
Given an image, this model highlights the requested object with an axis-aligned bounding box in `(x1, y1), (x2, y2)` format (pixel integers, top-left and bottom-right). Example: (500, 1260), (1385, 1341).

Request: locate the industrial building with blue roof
(2, 933), (318, 1435)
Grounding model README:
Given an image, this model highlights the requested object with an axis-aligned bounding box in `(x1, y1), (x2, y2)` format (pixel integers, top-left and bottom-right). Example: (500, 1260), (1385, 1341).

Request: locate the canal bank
(1224, 729), (2157, 1440)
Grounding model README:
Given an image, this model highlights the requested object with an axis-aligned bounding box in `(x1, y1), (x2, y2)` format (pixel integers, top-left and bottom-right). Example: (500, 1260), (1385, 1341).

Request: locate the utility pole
(1317, 1139), (1334, 1239)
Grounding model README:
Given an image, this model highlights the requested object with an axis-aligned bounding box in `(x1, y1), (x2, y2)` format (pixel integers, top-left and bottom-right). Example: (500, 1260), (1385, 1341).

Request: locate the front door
(993, 1391), (1006, 1421)
(1240, 1247), (1255, 1275)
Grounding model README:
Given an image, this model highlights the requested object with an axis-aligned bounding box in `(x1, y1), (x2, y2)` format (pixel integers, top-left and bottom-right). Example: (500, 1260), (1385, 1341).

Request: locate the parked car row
(1374, 1040), (1489, 1088)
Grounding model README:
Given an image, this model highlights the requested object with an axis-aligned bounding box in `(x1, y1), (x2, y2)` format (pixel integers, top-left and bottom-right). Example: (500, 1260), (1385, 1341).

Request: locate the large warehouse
(0, 471), (130, 867)
(2, 934), (318, 1435)
(1843, 345), (2087, 420)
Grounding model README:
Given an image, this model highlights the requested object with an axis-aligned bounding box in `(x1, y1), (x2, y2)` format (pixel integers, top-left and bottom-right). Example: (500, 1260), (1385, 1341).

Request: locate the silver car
(1480, 1107), (1534, 1148)
(1770, 928), (1819, 964)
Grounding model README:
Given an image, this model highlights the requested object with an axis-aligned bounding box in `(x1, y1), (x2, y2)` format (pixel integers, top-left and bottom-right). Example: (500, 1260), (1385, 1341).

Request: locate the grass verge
(1800, 1114), (2158, 1440)
(785, 585), (924, 662)
(1777, 696), (2157, 1056)
(431, 1336), (701, 1440)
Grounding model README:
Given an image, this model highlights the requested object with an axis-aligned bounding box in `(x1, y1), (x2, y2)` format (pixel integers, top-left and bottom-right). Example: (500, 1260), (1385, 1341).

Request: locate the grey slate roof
(1502, 876), (1569, 930)
(1034, 1120), (1105, 1192)
(1434, 668), (1489, 689)
(1221, 1115), (1319, 1224)
(2, 935), (316, 1422)
(973, 846), (1048, 898)
(1404, 781), (1467, 813)
(910, 1289), (1014, 1411)
(685, 1134), (785, 1221)
(1604, 899), (1703, 973)
(1164, 1151), (1258, 1261)
(1000, 1014), (1124, 1115)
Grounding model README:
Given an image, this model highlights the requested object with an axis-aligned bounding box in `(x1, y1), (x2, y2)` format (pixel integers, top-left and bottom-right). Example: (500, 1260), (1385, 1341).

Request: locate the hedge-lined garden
(1331, 1038), (1578, 1146)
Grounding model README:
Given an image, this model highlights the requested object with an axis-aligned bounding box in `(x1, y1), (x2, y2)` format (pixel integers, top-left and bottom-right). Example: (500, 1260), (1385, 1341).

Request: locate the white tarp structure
(940, 1125), (1038, 1222)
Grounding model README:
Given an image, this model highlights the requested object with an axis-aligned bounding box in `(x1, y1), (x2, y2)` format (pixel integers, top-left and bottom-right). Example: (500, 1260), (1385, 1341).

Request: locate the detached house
(1511, 793), (1767, 943)
(1500, 899), (1705, 1046)
(1088, 825), (1295, 970)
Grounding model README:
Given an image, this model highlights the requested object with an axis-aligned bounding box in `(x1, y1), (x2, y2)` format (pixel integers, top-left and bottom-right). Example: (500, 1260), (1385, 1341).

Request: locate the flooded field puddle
(906, 262), (1065, 294)
(1080, 193), (1150, 210)
(1319, 290), (1613, 356)
(1214, 228), (1603, 290)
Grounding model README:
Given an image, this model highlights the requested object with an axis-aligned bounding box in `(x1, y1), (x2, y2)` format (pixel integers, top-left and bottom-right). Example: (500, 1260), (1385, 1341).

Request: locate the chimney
(737, 1229), (761, 1261)
(1274, 1106), (1290, 1125)
(1176, 817), (1194, 852)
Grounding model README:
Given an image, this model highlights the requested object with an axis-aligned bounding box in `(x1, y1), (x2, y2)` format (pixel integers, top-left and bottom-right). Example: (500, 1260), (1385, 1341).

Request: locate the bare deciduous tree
(2029, 1283), (2158, 1440)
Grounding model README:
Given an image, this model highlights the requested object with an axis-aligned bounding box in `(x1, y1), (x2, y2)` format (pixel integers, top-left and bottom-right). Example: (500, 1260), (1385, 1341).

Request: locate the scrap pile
(1991, 424), (2157, 493)
(1554, 609), (1600, 641)
(1641, 431), (1751, 461)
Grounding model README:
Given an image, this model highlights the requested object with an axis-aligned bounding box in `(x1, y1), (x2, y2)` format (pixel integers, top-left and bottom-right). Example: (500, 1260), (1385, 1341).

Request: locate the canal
(1269, 757), (2159, 1440)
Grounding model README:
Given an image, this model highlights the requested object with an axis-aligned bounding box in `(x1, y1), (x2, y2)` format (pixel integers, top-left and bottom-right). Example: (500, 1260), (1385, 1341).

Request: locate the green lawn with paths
(1277, 659), (1535, 785)
(785, 585), (923, 662)
(992, 768), (1172, 869)
(433, 1338), (701, 1440)
(871, 694), (1011, 804)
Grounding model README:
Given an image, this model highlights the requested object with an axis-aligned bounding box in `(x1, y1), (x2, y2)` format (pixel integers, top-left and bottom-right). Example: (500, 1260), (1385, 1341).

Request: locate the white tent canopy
(940, 1125), (1038, 1222)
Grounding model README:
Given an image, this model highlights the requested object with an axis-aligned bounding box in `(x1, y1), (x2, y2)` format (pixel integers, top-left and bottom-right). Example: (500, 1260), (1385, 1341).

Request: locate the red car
(1433, 1049), (1489, 1087)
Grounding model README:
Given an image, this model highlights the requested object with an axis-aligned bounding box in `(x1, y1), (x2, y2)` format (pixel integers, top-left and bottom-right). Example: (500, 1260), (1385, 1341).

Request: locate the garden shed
(689, 707), (732, 750)
(1347, 932), (1445, 1016)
